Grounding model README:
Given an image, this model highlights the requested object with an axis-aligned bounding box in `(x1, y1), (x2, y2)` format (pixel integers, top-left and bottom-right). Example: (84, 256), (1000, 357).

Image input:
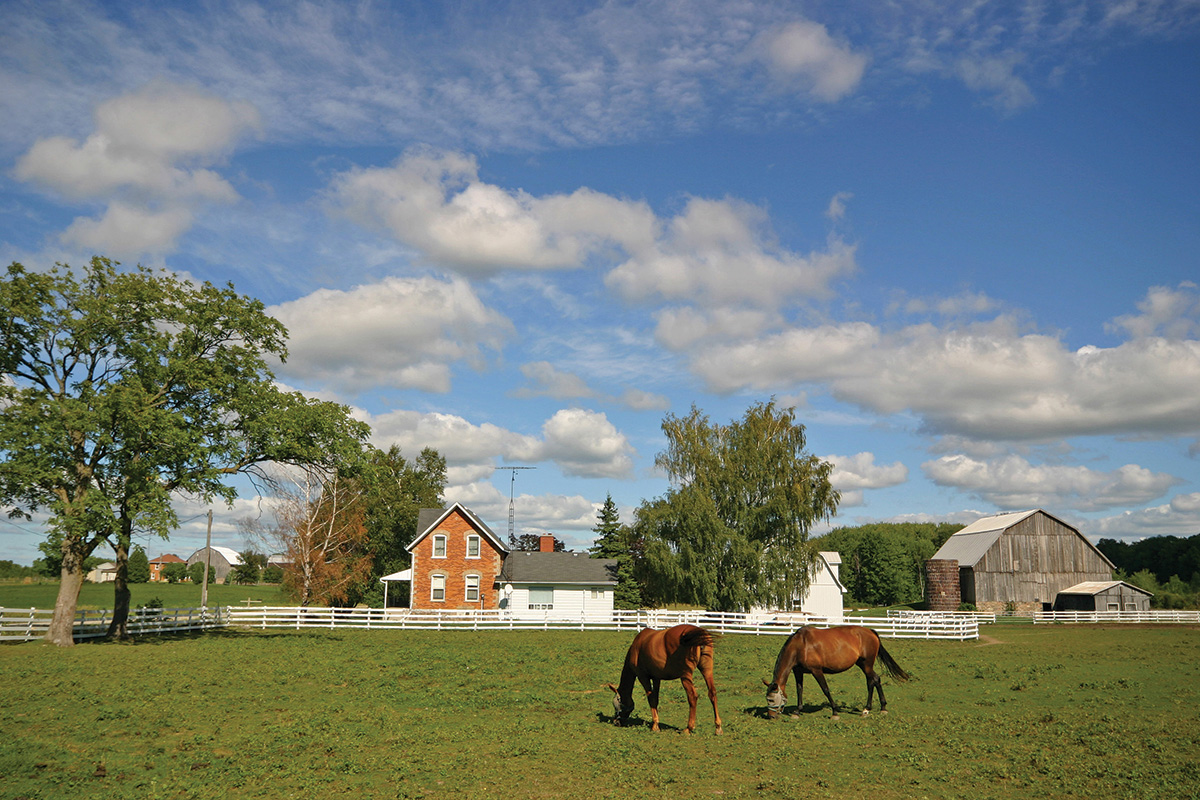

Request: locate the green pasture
(2, 621), (1198, 800)
(0, 581), (288, 611)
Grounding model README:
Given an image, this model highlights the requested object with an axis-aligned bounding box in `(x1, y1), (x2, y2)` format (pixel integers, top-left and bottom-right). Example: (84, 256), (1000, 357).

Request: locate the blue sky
(2, 0), (1199, 564)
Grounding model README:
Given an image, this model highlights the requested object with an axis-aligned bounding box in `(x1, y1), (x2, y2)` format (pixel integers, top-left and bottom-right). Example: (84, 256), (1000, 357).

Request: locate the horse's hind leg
(680, 674), (699, 734)
(861, 664), (882, 716)
(699, 648), (723, 734)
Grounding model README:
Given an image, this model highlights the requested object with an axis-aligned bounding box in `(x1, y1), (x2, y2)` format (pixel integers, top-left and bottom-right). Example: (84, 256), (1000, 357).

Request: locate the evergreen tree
(127, 546), (151, 584)
(589, 493), (643, 609)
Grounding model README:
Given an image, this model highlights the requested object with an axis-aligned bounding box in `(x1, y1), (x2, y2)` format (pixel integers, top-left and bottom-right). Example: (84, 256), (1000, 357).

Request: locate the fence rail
(0, 606), (229, 643)
(887, 609), (997, 624)
(1033, 609), (1200, 625)
(225, 607), (981, 640)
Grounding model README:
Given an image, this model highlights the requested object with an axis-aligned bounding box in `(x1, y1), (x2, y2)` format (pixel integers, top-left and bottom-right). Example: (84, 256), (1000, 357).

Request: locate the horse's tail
(681, 625), (720, 650)
(873, 633), (912, 683)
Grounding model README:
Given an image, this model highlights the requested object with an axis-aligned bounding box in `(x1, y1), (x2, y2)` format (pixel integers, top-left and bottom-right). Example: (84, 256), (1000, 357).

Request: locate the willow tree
(634, 401), (839, 611)
(0, 258), (371, 645)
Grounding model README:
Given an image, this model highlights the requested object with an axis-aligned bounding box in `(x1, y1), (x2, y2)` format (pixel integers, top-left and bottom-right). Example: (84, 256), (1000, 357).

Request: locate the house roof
(407, 503), (508, 555)
(150, 554), (184, 564)
(1058, 580), (1153, 597)
(499, 551), (617, 585)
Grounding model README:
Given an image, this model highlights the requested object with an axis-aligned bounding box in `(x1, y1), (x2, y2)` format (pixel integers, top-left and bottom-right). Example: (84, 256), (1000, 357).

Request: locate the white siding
(505, 584), (615, 620)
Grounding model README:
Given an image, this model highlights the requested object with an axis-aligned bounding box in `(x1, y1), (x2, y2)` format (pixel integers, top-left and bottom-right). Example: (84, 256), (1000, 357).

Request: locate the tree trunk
(46, 543), (88, 647)
(106, 531), (132, 641)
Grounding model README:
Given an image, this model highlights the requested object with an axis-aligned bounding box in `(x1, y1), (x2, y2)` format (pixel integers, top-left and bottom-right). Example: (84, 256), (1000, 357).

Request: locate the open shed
(1054, 580), (1152, 612)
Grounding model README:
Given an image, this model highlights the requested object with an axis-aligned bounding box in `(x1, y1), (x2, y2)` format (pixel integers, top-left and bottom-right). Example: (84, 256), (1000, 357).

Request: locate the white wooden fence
(0, 606), (229, 643)
(224, 606), (982, 640)
(1033, 609), (1200, 624)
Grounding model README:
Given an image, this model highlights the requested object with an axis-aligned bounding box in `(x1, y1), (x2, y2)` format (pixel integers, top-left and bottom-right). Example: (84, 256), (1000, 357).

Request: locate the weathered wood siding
(973, 513), (1111, 605)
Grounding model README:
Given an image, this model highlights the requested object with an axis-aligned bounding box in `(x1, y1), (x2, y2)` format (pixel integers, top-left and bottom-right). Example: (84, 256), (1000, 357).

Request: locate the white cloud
(60, 202), (193, 256)
(362, 406), (635, 481)
(688, 292), (1200, 442)
(1108, 282), (1200, 340)
(759, 20), (869, 101)
(327, 148), (655, 274)
(826, 451), (908, 508)
(514, 361), (669, 411)
(268, 276), (512, 394)
(1088, 492), (1200, 540)
(14, 83), (259, 257)
(956, 52), (1035, 112)
(923, 454), (1180, 512)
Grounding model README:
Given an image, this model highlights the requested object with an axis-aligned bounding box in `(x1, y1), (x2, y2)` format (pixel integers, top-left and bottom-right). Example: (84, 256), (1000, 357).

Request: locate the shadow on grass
(74, 628), (347, 646)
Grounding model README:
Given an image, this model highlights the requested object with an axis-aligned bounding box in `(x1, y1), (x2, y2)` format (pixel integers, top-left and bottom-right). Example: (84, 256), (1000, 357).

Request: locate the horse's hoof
(787, 713), (800, 719)
(715, 727), (723, 736)
(880, 709), (888, 716)
(861, 710), (870, 717)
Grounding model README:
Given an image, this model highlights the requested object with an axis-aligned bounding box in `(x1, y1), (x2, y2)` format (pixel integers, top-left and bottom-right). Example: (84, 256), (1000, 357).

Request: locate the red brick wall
(410, 510), (504, 610)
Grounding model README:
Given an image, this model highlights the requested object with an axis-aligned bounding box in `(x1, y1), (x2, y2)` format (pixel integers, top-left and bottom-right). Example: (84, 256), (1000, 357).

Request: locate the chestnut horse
(605, 624), (723, 734)
(763, 626), (911, 720)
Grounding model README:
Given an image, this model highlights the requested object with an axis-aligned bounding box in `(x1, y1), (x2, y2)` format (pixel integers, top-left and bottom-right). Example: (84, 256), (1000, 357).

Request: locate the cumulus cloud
(15, 82), (259, 256)
(1108, 282), (1200, 340)
(329, 149), (856, 315)
(826, 452), (909, 507)
(1089, 492), (1200, 540)
(687, 290), (1200, 442)
(759, 20), (869, 101)
(268, 276), (513, 394)
(514, 361), (669, 411)
(362, 406), (635, 481)
(327, 148), (655, 274)
(923, 454), (1180, 512)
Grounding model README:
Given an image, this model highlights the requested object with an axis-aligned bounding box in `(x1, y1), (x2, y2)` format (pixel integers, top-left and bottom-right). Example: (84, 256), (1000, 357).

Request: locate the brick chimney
(538, 535), (556, 552)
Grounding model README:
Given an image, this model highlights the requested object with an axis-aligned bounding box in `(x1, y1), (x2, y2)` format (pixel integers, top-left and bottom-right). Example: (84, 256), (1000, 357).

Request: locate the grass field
(0, 581), (288, 611)
(2, 620), (1199, 800)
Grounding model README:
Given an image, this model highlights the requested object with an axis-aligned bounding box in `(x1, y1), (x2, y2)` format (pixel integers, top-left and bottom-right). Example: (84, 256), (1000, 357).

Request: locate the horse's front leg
(791, 667), (805, 717)
(680, 674), (699, 734)
(861, 665), (876, 716)
(811, 669), (840, 720)
(646, 678), (662, 731)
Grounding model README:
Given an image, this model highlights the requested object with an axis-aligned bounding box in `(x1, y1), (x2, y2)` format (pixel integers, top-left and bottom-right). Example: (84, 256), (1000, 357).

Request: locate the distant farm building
(751, 551), (847, 622)
(186, 546), (244, 584)
(149, 553), (185, 582)
(87, 561), (118, 583)
(926, 509), (1115, 614)
(1053, 580), (1152, 612)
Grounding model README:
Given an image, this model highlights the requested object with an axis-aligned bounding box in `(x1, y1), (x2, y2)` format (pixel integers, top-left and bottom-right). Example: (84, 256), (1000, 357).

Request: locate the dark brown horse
(605, 624), (723, 734)
(763, 625), (911, 720)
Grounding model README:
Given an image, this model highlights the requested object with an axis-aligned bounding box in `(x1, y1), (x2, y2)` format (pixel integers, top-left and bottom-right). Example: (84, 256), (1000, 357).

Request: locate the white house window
(529, 586), (554, 610)
(432, 535), (447, 558)
(1107, 602), (1120, 611)
(465, 574), (480, 602)
(431, 574), (446, 602)
(466, 535), (481, 558)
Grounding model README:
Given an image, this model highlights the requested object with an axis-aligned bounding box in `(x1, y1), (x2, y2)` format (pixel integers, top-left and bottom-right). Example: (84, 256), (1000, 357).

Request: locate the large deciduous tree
(0, 258), (371, 645)
(634, 401), (839, 612)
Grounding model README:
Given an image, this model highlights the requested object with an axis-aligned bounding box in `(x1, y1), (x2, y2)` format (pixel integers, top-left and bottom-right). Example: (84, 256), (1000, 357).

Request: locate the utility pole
(496, 466), (536, 542)
(201, 509), (212, 610)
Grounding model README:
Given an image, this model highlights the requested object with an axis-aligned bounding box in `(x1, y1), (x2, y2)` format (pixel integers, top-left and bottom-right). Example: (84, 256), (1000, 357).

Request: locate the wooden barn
(926, 509), (1116, 614)
(1053, 580), (1152, 612)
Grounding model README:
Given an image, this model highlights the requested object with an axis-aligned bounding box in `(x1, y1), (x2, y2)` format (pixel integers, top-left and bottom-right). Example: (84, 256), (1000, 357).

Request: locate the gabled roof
(815, 552), (847, 594)
(1058, 580), (1153, 597)
(931, 509), (1114, 569)
(406, 503), (508, 555)
(150, 554), (185, 564)
(499, 551), (617, 585)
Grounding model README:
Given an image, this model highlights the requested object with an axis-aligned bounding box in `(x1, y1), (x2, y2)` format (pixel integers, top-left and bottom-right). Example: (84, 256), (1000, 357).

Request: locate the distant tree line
(1098, 534), (1200, 609)
(812, 522), (961, 607)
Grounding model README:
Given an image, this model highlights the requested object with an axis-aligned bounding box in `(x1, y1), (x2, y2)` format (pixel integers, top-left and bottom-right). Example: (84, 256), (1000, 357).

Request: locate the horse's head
(762, 679), (786, 720)
(605, 682), (634, 726)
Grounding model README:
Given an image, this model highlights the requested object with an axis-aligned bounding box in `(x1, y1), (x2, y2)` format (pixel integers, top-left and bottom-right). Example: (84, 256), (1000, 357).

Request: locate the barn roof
(188, 546), (243, 565)
(499, 551), (617, 585)
(407, 503), (508, 554)
(1058, 580), (1153, 597)
(931, 509), (1111, 569)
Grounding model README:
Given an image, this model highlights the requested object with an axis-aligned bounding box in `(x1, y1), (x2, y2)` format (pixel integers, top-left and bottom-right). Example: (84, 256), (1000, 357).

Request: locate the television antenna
(496, 466), (536, 541)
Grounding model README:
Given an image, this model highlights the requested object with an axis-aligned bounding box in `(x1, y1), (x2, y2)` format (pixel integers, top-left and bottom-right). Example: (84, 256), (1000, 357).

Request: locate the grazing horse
(605, 624), (723, 734)
(763, 625), (911, 720)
